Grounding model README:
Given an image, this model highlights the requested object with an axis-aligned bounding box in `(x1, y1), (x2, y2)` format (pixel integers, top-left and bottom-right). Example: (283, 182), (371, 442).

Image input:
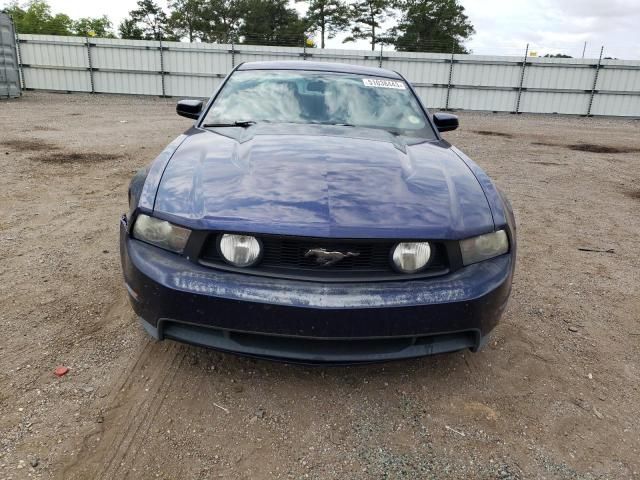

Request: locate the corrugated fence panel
(597, 63), (640, 92)
(591, 94), (640, 116)
(90, 38), (161, 95)
(525, 58), (596, 90)
(21, 34), (87, 68)
(309, 48), (380, 69)
(165, 75), (224, 98)
(163, 41), (230, 97)
(386, 52), (452, 86)
(94, 70), (161, 95)
(164, 42), (231, 74)
(20, 34), (90, 91)
(92, 38), (161, 71)
(453, 55), (523, 88)
(14, 35), (640, 117)
(592, 60), (640, 116)
(234, 44), (305, 65)
(24, 67), (89, 92)
(450, 88), (517, 112)
(519, 91), (590, 114)
(414, 86), (447, 110)
(0, 13), (21, 97)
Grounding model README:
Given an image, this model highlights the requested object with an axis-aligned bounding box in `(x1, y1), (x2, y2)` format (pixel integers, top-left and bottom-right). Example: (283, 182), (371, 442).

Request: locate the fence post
(11, 17), (24, 92)
(586, 46), (604, 117)
(445, 42), (455, 110)
(514, 43), (529, 114)
(378, 43), (383, 68)
(303, 37), (307, 60)
(2, 36), (8, 98)
(231, 38), (235, 68)
(85, 36), (95, 93)
(159, 38), (166, 97)
(14, 33), (25, 91)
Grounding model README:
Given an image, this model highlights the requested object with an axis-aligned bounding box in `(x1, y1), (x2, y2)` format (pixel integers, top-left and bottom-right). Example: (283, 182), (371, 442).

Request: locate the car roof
(237, 60), (402, 79)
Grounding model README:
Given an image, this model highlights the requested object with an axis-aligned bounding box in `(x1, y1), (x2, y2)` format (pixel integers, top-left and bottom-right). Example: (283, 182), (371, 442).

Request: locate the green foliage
(168, 0), (206, 42)
(3, 0), (476, 52)
(127, 0), (172, 40)
(237, 0), (306, 46)
(345, 0), (395, 51)
(391, 0), (474, 53)
(5, 0), (73, 35)
(74, 15), (114, 38)
(297, 0), (350, 49)
(6, 1), (115, 37)
(543, 53), (573, 58)
(199, 0), (244, 43)
(118, 18), (144, 40)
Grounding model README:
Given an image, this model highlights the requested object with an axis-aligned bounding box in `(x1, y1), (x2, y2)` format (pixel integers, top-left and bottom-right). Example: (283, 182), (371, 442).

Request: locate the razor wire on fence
(12, 33), (640, 117)
(158, 33), (624, 59)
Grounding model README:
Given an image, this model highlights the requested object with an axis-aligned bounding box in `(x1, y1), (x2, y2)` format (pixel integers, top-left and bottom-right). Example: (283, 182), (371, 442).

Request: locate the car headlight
(391, 242), (432, 273)
(218, 234), (262, 267)
(460, 230), (509, 266)
(132, 214), (191, 253)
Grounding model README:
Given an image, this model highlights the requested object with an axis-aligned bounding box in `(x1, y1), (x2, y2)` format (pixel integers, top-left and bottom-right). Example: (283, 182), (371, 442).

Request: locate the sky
(6, 0), (640, 59)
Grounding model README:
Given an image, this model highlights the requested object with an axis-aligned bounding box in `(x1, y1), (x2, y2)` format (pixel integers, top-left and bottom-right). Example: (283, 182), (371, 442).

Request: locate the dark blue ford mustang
(120, 60), (516, 364)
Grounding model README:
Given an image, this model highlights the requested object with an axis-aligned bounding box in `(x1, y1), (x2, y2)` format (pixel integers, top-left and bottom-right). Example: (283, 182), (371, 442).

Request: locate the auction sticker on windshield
(362, 78), (406, 89)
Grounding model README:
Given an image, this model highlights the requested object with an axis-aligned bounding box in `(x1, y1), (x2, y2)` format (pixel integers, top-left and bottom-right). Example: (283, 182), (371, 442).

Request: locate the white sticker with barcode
(362, 78), (406, 89)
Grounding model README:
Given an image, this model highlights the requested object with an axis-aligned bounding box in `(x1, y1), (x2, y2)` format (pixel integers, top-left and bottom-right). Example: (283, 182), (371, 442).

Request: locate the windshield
(202, 70), (436, 139)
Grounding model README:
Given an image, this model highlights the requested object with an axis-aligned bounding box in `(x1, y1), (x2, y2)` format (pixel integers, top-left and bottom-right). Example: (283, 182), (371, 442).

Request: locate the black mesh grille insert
(199, 234), (449, 281)
(261, 237), (390, 271)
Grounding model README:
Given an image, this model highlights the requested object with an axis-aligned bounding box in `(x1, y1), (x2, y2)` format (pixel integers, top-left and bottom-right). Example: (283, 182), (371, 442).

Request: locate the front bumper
(120, 219), (514, 363)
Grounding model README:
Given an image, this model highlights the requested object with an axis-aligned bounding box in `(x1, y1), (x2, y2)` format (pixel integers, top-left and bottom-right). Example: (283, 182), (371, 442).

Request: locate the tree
(297, 0), (350, 49)
(199, 0), (244, 43)
(128, 0), (171, 40)
(168, 0), (206, 42)
(5, 0), (73, 35)
(44, 11), (72, 35)
(118, 18), (144, 39)
(238, 0), (307, 46)
(73, 15), (115, 38)
(345, 0), (394, 51)
(391, 0), (474, 53)
(543, 53), (572, 58)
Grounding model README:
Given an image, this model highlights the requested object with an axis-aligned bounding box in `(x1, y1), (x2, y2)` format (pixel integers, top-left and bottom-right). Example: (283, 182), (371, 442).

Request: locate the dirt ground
(0, 92), (639, 480)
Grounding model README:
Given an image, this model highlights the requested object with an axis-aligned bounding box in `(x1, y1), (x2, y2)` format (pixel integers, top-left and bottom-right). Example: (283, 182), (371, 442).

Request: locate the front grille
(262, 237), (392, 271)
(198, 233), (450, 282)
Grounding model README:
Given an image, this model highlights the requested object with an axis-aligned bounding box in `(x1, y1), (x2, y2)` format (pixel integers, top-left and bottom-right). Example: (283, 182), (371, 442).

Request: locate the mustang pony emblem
(305, 248), (360, 266)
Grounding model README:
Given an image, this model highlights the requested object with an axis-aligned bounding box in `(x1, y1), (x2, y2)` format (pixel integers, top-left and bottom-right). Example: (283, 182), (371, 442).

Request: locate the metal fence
(14, 34), (640, 117)
(0, 13), (21, 98)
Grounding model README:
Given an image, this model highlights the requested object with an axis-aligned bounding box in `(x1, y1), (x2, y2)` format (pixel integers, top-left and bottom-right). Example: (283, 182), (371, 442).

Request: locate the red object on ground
(54, 366), (69, 377)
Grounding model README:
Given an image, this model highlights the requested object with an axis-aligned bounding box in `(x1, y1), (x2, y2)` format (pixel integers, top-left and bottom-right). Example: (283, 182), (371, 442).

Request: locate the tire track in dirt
(97, 343), (184, 480)
(59, 338), (156, 478)
(61, 339), (185, 479)
(115, 350), (187, 480)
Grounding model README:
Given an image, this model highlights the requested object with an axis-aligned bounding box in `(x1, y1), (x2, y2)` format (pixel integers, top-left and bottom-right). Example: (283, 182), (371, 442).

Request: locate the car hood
(153, 125), (494, 239)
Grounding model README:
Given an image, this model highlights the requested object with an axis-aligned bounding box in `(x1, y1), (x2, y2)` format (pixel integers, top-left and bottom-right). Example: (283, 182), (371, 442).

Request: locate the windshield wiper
(202, 120), (257, 128)
(310, 121), (356, 127)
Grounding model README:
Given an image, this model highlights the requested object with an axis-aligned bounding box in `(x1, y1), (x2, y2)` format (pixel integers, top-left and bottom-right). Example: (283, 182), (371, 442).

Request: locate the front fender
(137, 134), (189, 212)
(128, 166), (151, 217)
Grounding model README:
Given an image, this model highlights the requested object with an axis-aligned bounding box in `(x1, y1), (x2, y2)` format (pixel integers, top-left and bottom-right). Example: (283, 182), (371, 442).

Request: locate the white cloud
(461, 0), (640, 59)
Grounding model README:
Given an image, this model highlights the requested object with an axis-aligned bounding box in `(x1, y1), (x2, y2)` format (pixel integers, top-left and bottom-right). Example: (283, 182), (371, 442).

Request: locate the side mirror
(433, 112), (459, 132)
(176, 99), (203, 120)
